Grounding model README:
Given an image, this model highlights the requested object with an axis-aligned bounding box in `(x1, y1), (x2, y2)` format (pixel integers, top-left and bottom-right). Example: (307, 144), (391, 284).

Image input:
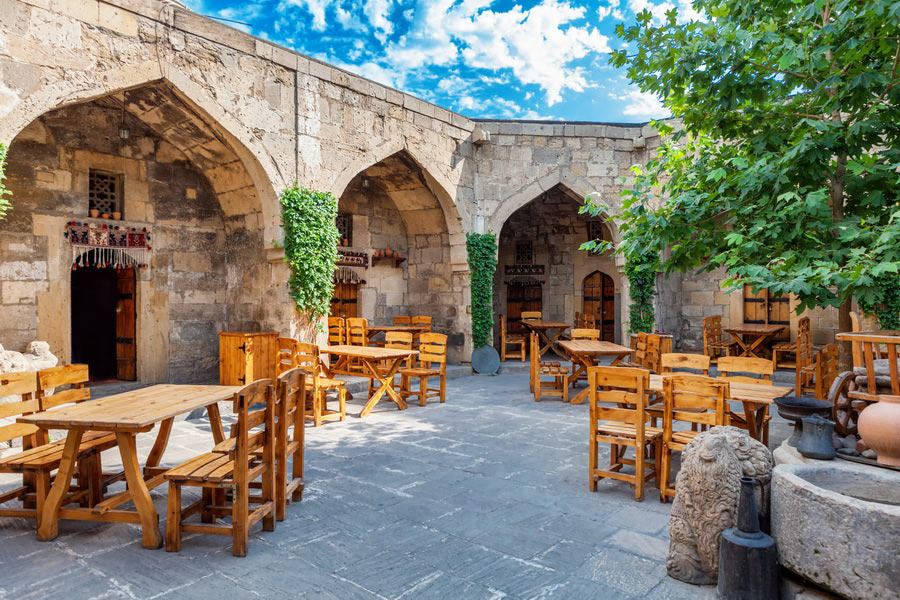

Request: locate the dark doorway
(506, 280), (542, 333)
(71, 258), (137, 381)
(583, 271), (616, 342)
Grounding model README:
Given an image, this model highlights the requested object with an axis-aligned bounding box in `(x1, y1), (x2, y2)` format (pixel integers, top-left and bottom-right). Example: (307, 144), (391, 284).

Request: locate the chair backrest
(521, 311), (542, 320)
(703, 315), (724, 348)
(231, 379), (275, 481)
(571, 328), (600, 341)
(38, 364), (91, 410)
(294, 342), (325, 379)
(716, 356), (774, 384)
(346, 318), (367, 346)
(644, 334), (662, 373)
(328, 317), (345, 345)
(393, 315), (412, 326)
(418, 333), (447, 371)
(663, 374), (729, 430)
(411, 315), (432, 331)
(815, 343), (840, 400)
(385, 331), (414, 351)
(529, 332), (540, 383)
(796, 316), (814, 369)
(500, 314), (509, 341)
(277, 337), (300, 375)
(276, 368), (305, 446)
(588, 366), (651, 429)
(0, 372), (40, 446)
(660, 353), (710, 375)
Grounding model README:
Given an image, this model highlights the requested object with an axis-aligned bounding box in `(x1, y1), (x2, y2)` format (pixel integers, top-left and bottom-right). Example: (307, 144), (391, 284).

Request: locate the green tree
(279, 185), (340, 337)
(0, 143), (11, 220)
(603, 0), (900, 363)
(466, 232), (498, 348)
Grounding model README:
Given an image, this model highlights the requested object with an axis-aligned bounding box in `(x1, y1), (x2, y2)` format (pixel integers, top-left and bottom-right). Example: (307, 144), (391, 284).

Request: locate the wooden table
(322, 345), (418, 417)
(558, 340), (635, 404)
(649, 374), (792, 441)
(723, 324), (786, 359)
(18, 384), (239, 548)
(522, 319), (571, 357)
(366, 325), (429, 344)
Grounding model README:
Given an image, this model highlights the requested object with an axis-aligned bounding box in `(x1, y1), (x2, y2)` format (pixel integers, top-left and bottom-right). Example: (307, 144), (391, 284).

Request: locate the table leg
(545, 328), (566, 356)
(740, 401), (760, 441)
(359, 357), (408, 418)
(36, 429), (83, 541)
(609, 352), (630, 367)
(746, 334), (775, 359)
(116, 432), (162, 549)
(730, 333), (751, 357)
(145, 418), (173, 473)
(570, 356), (595, 405)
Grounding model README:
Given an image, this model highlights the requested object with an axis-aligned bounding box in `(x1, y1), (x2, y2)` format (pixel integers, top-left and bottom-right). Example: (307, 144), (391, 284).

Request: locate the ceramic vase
(89, 209), (100, 218)
(858, 395), (900, 466)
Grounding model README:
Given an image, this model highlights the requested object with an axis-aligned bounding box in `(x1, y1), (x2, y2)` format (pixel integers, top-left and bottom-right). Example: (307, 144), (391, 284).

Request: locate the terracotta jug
(858, 395), (900, 467)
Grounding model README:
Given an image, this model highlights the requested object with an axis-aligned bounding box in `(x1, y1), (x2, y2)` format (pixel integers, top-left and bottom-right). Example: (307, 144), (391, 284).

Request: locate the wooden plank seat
(0, 430), (116, 471)
(165, 380), (276, 557)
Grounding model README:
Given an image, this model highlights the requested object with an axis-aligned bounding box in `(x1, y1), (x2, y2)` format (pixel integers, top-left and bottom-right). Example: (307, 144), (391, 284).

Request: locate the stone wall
(1, 100), (232, 382)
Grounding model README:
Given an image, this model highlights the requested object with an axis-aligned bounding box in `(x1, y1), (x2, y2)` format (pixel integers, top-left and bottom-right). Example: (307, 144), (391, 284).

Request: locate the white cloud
(384, 0), (611, 106)
(611, 88), (667, 118)
(281, 0), (332, 31)
(597, 0), (619, 20)
(364, 0), (395, 41)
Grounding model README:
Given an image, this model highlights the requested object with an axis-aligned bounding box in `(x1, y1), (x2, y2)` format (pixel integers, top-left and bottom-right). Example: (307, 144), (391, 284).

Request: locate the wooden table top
(18, 384), (241, 431)
(558, 340), (634, 355)
(724, 324), (786, 336)
(367, 325), (430, 333)
(648, 374), (792, 404)
(522, 320), (571, 329)
(321, 345), (418, 359)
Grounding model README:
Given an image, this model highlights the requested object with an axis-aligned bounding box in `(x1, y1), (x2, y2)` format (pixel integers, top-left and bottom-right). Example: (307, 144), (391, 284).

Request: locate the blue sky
(182, 0), (699, 123)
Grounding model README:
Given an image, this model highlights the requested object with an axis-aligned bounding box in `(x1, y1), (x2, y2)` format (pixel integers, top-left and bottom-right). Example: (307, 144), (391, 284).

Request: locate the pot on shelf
(858, 395), (900, 467)
(89, 209), (100, 218)
(112, 211), (121, 220)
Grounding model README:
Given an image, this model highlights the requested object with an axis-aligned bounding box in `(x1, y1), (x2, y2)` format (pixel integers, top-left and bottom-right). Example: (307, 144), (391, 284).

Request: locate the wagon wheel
(828, 371), (859, 437)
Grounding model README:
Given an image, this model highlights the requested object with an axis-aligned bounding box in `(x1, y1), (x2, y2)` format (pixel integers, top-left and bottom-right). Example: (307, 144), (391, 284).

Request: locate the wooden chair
(296, 342), (346, 426)
(345, 317), (368, 373)
(165, 379), (277, 557)
(644, 333), (663, 373)
(499, 314), (526, 362)
(277, 337), (300, 375)
(703, 315), (737, 361)
(274, 368), (305, 521)
(622, 332), (648, 369)
(795, 319), (815, 395)
(773, 316), (809, 370)
(717, 356), (774, 444)
(399, 333), (447, 406)
(521, 311), (542, 320)
(588, 366), (662, 502)
(660, 375), (729, 502)
(327, 317), (345, 346)
(529, 332), (569, 402)
(370, 331), (414, 396)
(411, 315), (432, 332)
(814, 343), (840, 401)
(571, 328), (601, 340)
(660, 353), (710, 375)
(393, 316), (412, 326)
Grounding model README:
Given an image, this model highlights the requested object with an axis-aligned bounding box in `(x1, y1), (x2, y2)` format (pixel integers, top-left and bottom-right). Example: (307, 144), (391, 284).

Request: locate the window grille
(515, 240), (533, 265)
(88, 170), (122, 215)
(336, 213), (352, 245)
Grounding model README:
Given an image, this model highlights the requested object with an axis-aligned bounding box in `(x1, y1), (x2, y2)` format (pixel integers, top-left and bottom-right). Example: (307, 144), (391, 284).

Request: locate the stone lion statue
(666, 425), (774, 585)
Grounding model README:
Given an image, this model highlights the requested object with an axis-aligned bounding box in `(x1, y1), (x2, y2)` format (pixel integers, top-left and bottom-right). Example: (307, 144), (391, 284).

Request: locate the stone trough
(772, 448), (900, 600)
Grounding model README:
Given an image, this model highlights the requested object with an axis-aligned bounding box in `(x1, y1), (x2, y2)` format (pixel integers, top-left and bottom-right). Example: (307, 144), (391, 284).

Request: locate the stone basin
(772, 456), (900, 599)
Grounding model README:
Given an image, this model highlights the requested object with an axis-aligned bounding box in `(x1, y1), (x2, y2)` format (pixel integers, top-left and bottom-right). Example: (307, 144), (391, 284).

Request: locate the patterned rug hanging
(64, 221), (151, 269)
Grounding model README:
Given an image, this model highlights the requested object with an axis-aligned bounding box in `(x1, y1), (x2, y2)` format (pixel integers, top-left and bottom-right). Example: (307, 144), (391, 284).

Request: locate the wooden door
(331, 283), (358, 318)
(743, 285), (790, 341)
(506, 282), (542, 333)
(115, 267), (136, 381)
(583, 271), (616, 342)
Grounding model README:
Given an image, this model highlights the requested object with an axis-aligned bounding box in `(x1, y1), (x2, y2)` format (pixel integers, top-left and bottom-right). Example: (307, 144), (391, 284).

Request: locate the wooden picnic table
(18, 384), (240, 549)
(322, 345), (418, 417)
(558, 340), (635, 405)
(723, 324), (786, 359)
(522, 319), (571, 357)
(649, 374), (792, 441)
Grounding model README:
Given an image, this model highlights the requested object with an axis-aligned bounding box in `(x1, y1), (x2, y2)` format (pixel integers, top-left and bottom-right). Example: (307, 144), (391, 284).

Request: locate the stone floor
(0, 366), (795, 599)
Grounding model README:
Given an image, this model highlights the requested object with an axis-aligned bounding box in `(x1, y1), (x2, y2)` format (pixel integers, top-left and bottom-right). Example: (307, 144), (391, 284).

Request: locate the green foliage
(625, 250), (660, 333)
(466, 232), (498, 348)
(606, 0), (900, 315)
(279, 185), (340, 323)
(858, 274), (900, 329)
(0, 143), (11, 220)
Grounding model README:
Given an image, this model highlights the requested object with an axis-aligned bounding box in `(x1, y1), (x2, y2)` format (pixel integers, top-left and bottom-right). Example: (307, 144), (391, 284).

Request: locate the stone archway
(0, 80), (283, 383)
(493, 182), (624, 343)
(334, 150), (470, 362)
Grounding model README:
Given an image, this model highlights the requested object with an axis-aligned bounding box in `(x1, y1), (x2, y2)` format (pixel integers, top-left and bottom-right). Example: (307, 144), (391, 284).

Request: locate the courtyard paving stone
(0, 371), (728, 599)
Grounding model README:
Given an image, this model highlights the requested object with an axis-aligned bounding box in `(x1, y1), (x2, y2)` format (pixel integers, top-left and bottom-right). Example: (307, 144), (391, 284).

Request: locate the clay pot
(101, 213), (110, 219)
(112, 211), (121, 220)
(858, 395), (900, 467)
(385, 245), (393, 258)
(89, 209), (100, 218)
